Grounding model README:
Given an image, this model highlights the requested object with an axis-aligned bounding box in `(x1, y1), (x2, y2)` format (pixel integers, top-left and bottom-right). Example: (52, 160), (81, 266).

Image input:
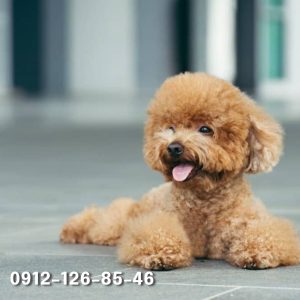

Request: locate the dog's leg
(60, 198), (134, 245)
(224, 217), (300, 269)
(117, 210), (192, 270)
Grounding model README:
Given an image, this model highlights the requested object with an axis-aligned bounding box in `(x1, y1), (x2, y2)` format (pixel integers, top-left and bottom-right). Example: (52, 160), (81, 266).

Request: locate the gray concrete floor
(0, 99), (300, 299)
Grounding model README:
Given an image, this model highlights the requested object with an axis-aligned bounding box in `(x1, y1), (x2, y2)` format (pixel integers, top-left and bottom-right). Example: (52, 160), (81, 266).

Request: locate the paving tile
(151, 260), (300, 289)
(2, 279), (231, 300)
(0, 106), (299, 300)
(220, 287), (300, 300)
(1, 241), (117, 257)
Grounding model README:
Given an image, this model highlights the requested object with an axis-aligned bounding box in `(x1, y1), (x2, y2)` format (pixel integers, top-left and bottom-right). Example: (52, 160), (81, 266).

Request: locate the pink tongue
(172, 164), (194, 182)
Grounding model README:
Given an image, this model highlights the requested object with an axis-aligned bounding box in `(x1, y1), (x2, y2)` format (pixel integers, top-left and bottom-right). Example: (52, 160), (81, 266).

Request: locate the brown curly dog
(60, 73), (300, 270)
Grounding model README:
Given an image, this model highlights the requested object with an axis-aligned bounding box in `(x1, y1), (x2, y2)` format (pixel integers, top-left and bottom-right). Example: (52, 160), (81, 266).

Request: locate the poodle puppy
(60, 73), (300, 270)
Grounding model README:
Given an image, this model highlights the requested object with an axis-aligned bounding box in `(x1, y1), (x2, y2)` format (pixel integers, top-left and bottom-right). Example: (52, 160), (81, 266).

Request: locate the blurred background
(0, 0), (299, 220)
(0, 0), (300, 122)
(0, 0), (299, 211)
(0, 0), (299, 194)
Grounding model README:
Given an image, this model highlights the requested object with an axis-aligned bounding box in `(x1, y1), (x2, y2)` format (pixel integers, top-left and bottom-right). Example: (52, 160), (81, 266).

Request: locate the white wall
(258, 0), (300, 101)
(0, 0), (11, 95)
(67, 0), (136, 94)
(190, 0), (207, 72)
(206, 0), (236, 82)
(285, 0), (300, 95)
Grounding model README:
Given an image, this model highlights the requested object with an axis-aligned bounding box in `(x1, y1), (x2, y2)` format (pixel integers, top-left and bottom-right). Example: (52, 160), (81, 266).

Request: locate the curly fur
(60, 73), (300, 270)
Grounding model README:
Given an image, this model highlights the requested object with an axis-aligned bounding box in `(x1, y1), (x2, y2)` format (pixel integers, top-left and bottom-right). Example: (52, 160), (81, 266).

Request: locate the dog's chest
(172, 193), (208, 230)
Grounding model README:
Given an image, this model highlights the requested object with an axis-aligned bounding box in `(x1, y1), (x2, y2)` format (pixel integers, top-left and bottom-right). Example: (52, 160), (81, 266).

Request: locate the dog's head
(144, 73), (283, 191)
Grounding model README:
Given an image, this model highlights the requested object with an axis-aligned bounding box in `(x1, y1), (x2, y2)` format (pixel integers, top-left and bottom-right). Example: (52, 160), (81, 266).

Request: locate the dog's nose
(167, 142), (183, 158)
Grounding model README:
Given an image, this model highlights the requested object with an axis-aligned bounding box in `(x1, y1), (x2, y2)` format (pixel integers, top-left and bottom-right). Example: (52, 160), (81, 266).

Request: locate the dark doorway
(12, 0), (43, 95)
(235, 0), (256, 94)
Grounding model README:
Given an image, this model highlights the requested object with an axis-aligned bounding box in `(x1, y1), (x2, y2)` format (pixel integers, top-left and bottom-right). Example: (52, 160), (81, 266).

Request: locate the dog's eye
(168, 126), (175, 133)
(198, 126), (213, 135)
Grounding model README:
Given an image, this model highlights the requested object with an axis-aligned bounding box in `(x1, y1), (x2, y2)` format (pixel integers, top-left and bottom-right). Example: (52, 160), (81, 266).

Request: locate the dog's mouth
(171, 162), (203, 182)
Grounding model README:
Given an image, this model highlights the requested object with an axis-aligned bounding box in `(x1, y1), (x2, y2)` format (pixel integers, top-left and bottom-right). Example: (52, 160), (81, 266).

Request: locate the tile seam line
(201, 287), (242, 300)
(2, 253), (115, 257)
(156, 282), (300, 290)
(91, 267), (133, 279)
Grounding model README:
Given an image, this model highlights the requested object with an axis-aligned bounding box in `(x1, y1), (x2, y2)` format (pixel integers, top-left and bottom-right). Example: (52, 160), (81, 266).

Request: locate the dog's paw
(136, 252), (190, 270)
(60, 223), (82, 244)
(60, 217), (89, 244)
(230, 252), (280, 270)
(60, 207), (104, 244)
(122, 244), (192, 271)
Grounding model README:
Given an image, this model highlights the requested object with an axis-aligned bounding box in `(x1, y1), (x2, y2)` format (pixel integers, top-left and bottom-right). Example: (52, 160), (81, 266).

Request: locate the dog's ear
(245, 99), (283, 174)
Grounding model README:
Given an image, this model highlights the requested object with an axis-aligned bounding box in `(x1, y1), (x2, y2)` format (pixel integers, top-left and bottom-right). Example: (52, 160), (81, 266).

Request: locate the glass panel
(269, 15), (284, 78)
(258, 0), (285, 80)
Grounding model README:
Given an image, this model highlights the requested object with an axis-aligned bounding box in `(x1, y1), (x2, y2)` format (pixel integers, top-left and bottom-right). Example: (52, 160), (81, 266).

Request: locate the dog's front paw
(60, 217), (89, 244)
(133, 248), (192, 270)
(118, 211), (193, 270)
(139, 255), (173, 270)
(119, 240), (192, 271)
(60, 208), (98, 244)
(60, 223), (77, 243)
(228, 251), (280, 270)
